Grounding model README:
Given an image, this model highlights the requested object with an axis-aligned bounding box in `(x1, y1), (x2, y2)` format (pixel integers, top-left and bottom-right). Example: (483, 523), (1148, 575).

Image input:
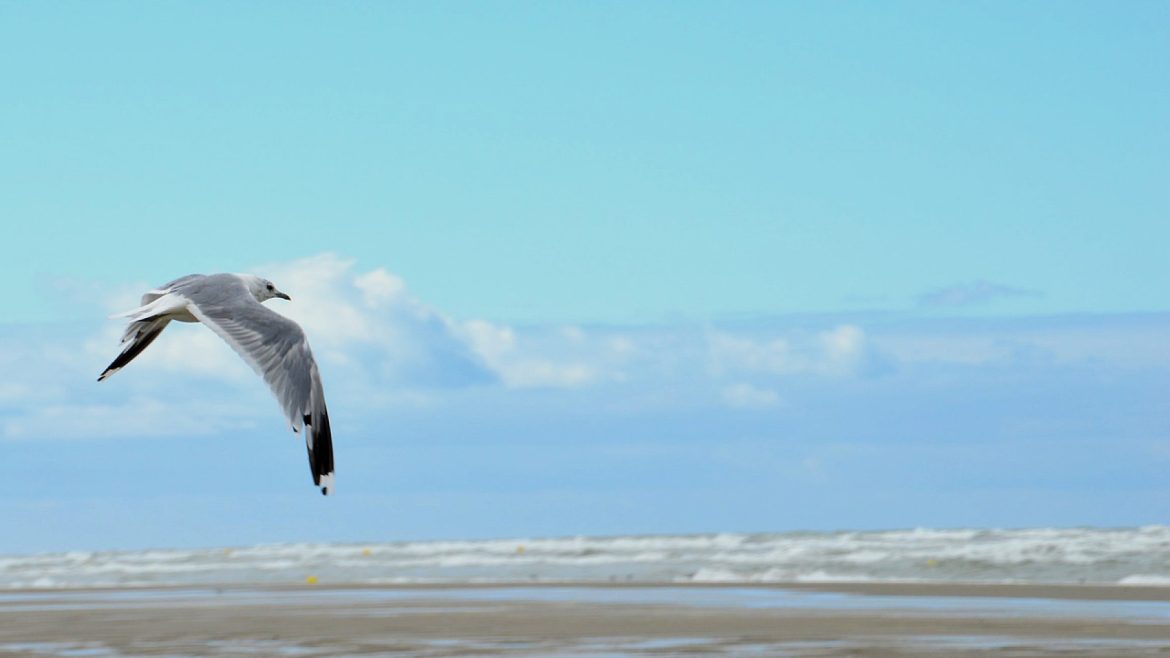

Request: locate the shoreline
(3, 582), (1170, 656)
(5, 579), (1170, 601)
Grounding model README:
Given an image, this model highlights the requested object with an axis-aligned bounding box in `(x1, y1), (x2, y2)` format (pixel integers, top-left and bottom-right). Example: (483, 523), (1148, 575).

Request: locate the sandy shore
(2, 582), (1169, 657)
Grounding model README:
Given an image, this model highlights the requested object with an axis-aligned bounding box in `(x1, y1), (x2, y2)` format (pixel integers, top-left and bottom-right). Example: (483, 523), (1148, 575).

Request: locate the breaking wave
(2, 526), (1168, 589)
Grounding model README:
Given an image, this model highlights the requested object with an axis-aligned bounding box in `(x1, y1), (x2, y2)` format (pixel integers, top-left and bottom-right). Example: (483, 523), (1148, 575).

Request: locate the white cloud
(260, 253), (608, 390)
(501, 361), (596, 388)
(560, 325), (586, 342)
(709, 324), (877, 377)
(607, 336), (636, 355)
(721, 383), (781, 409)
(709, 334), (792, 373)
(353, 268), (406, 308)
(821, 324), (863, 359)
(259, 253), (380, 346)
(818, 325), (868, 375)
(460, 320), (597, 388)
(461, 319), (515, 363)
(22, 253), (611, 441)
(80, 254), (636, 401)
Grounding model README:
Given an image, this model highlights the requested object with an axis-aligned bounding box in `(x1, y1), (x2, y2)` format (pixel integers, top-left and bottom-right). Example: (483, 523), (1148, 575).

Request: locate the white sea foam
(2, 527), (1168, 590)
(1118, 574), (1170, 586)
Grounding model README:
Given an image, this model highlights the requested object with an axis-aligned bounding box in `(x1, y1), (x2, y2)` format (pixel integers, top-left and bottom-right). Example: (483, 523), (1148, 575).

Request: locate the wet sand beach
(2, 583), (1170, 657)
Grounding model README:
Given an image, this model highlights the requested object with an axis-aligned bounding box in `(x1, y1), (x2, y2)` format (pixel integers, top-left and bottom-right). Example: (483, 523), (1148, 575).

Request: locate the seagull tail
(98, 316), (171, 381)
(108, 292), (186, 322)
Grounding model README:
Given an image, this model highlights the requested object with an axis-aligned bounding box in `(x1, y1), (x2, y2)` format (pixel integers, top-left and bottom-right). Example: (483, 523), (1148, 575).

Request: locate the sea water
(1, 526), (1167, 589)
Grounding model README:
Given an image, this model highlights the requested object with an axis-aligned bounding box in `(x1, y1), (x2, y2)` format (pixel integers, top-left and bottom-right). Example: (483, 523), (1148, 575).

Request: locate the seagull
(99, 273), (335, 495)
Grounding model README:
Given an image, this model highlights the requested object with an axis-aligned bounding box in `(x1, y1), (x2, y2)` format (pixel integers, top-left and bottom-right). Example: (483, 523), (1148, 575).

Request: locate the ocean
(2, 526), (1167, 590)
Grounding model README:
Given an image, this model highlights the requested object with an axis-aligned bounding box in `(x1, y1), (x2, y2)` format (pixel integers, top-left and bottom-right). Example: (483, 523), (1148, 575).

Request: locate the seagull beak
(275, 291), (291, 301)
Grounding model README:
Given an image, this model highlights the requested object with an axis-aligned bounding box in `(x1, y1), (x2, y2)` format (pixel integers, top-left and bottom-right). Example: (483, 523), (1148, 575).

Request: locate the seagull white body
(100, 273), (336, 495)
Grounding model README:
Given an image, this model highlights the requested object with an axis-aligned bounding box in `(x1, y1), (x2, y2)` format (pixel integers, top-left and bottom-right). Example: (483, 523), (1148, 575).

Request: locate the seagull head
(240, 274), (292, 303)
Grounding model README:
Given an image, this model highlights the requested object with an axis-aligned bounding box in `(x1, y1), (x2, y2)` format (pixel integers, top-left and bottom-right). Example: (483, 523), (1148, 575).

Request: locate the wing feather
(97, 316), (172, 381)
(180, 279), (335, 495)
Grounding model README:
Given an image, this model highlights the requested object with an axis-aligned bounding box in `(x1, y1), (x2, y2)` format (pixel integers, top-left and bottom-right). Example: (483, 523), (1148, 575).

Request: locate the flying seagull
(99, 273), (335, 495)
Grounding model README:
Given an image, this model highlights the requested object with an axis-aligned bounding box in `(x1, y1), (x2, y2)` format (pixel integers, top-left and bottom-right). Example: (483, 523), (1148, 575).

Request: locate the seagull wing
(181, 277), (335, 495)
(98, 315), (173, 382)
(99, 275), (205, 382)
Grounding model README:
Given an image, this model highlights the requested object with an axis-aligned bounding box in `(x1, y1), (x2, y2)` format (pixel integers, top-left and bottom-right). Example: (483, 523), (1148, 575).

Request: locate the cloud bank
(1, 254), (1165, 445)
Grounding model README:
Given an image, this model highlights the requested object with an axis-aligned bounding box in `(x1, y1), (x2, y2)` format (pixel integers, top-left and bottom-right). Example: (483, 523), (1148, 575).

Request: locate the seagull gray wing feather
(178, 276), (335, 495)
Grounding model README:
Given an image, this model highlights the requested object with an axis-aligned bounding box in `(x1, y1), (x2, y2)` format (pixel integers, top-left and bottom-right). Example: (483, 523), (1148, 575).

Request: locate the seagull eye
(266, 284), (274, 291)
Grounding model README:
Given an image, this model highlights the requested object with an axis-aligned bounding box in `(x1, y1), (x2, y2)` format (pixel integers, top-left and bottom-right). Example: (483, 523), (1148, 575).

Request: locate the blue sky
(0, 2), (1167, 553)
